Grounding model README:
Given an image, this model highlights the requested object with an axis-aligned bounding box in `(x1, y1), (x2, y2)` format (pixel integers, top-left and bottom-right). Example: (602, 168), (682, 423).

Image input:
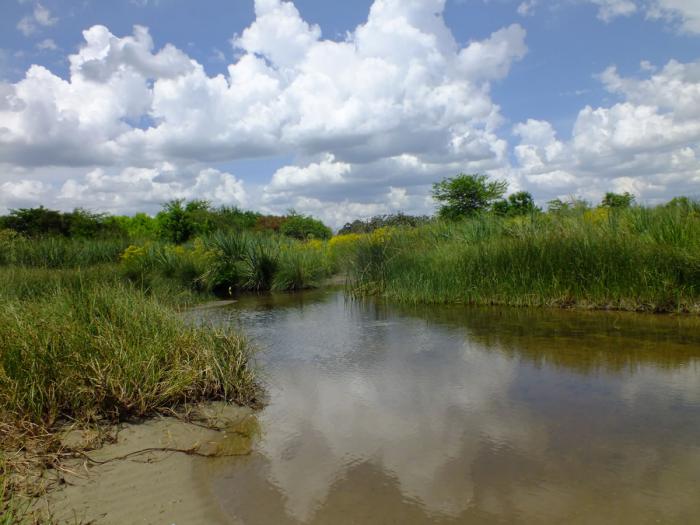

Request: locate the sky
(0, 0), (699, 226)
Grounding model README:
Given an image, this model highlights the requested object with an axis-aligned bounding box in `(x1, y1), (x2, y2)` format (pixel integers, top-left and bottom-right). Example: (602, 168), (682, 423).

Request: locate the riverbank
(346, 207), (700, 313)
(0, 267), (260, 523)
(30, 403), (257, 524)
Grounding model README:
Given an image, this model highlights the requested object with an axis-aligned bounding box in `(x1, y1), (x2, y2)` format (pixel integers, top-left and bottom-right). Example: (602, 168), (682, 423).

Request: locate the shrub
(280, 213), (332, 240)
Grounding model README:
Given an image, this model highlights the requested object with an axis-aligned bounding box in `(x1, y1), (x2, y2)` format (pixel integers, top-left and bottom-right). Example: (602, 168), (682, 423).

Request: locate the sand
(34, 403), (256, 525)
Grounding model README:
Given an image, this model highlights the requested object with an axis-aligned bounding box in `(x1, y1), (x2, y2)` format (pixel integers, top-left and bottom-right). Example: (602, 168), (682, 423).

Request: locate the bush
(280, 213), (332, 240)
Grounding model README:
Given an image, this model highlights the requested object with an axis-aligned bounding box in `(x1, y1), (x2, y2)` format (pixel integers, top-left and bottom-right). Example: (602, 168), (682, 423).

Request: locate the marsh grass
(348, 207), (700, 312)
(122, 231), (334, 295)
(0, 283), (258, 427)
(0, 266), (259, 521)
(0, 236), (129, 269)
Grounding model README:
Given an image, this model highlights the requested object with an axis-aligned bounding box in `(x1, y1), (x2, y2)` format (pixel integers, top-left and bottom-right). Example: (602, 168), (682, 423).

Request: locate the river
(194, 288), (700, 524)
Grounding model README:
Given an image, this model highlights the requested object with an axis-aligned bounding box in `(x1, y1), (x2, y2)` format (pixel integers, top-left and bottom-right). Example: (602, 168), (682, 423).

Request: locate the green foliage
(602, 192), (636, 209)
(0, 206), (128, 239)
(338, 213), (430, 235)
(347, 206), (700, 313)
(0, 280), (258, 427)
(493, 191), (538, 217)
(274, 242), (330, 291)
(280, 212), (332, 240)
(547, 197), (591, 213)
(432, 173), (508, 219)
(121, 231), (333, 295)
(111, 213), (159, 239)
(156, 199), (202, 244)
(0, 236), (129, 268)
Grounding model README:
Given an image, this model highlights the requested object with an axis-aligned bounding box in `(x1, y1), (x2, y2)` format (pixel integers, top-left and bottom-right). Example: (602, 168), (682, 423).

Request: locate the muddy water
(197, 289), (700, 524)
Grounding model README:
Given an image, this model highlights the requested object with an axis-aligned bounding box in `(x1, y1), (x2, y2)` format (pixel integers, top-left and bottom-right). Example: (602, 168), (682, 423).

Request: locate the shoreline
(27, 402), (257, 524)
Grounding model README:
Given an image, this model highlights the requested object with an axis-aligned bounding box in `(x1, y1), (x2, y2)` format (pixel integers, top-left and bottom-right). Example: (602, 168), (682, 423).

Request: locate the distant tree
(213, 206), (260, 231)
(601, 192), (635, 209)
(156, 200), (197, 244)
(280, 212), (332, 240)
(66, 208), (110, 238)
(493, 191), (538, 217)
(665, 196), (700, 214)
(1, 206), (69, 237)
(432, 174), (508, 219)
(338, 213), (431, 235)
(110, 213), (158, 239)
(254, 215), (287, 233)
(547, 197), (590, 214)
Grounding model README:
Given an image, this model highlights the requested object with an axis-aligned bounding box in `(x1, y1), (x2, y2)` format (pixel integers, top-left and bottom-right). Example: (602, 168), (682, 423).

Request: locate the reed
(347, 207), (700, 312)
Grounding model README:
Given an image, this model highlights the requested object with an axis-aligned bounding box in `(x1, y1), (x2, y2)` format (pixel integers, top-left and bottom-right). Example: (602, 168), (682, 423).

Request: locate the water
(195, 289), (700, 524)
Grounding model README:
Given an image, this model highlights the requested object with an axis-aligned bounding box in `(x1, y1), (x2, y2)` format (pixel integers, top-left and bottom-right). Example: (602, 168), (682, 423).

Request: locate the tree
(601, 192), (635, 209)
(156, 200), (197, 244)
(1, 206), (69, 236)
(547, 197), (590, 213)
(493, 191), (538, 217)
(280, 212), (332, 240)
(432, 174), (508, 219)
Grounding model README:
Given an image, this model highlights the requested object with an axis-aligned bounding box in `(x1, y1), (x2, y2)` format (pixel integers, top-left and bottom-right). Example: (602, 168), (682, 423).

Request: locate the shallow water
(197, 289), (700, 524)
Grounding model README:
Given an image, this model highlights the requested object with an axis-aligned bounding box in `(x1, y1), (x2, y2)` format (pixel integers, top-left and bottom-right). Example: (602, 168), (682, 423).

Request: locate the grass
(120, 231), (334, 295)
(347, 206), (700, 312)
(0, 266), (259, 521)
(0, 281), (258, 427)
(0, 235), (129, 269)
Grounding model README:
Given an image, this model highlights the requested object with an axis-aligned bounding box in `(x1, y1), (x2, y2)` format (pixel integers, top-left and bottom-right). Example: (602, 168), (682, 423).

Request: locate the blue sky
(1, 0), (699, 225)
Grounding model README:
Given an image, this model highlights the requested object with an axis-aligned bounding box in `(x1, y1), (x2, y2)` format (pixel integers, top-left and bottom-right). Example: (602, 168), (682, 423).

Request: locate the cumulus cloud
(0, 0), (530, 223)
(514, 58), (700, 204)
(0, 164), (247, 215)
(1, 0), (699, 225)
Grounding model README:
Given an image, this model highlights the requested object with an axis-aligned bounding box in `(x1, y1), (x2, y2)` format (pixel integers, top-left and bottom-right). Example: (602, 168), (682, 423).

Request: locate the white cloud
(647, 0), (700, 34)
(517, 1), (538, 16)
(1, 0), (699, 224)
(36, 38), (58, 51)
(17, 3), (58, 36)
(591, 0), (638, 22)
(514, 58), (700, 204)
(584, 0), (700, 33)
(0, 0), (529, 223)
(0, 165), (247, 215)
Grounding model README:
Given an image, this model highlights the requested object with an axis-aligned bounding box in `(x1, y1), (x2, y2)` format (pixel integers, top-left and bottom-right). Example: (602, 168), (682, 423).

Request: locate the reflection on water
(196, 289), (700, 524)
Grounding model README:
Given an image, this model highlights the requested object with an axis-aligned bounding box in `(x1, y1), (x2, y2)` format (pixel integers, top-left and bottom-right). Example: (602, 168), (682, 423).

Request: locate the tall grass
(347, 206), (700, 312)
(0, 282), (258, 427)
(0, 236), (129, 269)
(121, 231), (334, 294)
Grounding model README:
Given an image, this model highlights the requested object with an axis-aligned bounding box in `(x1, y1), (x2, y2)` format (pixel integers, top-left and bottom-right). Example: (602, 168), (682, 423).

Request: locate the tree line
(0, 200), (332, 243)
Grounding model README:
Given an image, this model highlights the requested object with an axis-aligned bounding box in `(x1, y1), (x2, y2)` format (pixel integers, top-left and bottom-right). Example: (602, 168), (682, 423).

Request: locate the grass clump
(0, 283), (258, 427)
(121, 231), (334, 295)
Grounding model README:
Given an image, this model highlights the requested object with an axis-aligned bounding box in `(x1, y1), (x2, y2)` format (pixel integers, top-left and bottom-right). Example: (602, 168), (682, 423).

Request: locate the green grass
(0, 236), (129, 269)
(0, 263), (258, 520)
(0, 281), (258, 427)
(347, 206), (700, 312)
(120, 231), (334, 295)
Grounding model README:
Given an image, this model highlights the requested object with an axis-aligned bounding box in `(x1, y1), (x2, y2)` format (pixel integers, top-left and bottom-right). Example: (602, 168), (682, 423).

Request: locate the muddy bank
(34, 403), (257, 525)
